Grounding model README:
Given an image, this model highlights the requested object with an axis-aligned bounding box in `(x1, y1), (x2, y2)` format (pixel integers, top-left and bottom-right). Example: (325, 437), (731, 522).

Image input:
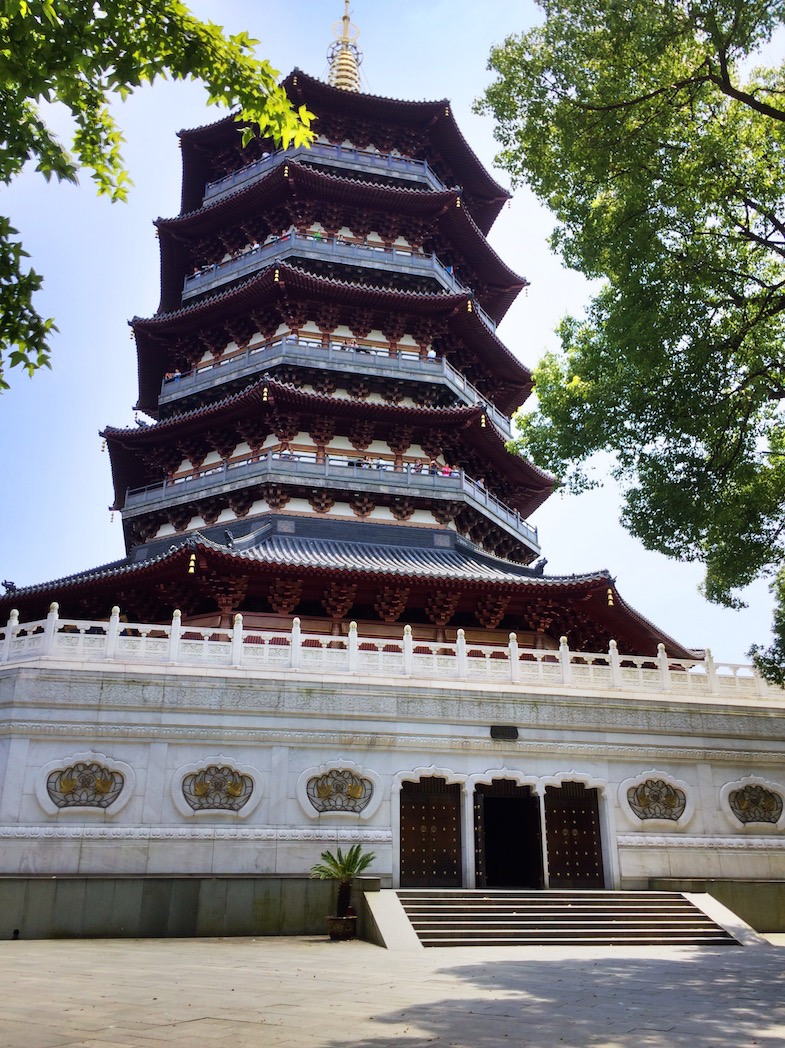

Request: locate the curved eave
(156, 161), (525, 320)
(177, 112), (275, 215)
(0, 544), (192, 606)
(610, 588), (698, 663)
(282, 71), (510, 232)
(0, 537), (696, 659)
(110, 379), (483, 443)
(106, 376), (551, 509)
(176, 71), (510, 234)
(132, 263), (532, 414)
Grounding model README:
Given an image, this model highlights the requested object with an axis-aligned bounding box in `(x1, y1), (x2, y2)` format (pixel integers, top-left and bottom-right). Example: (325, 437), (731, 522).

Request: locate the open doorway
(474, 780), (544, 888)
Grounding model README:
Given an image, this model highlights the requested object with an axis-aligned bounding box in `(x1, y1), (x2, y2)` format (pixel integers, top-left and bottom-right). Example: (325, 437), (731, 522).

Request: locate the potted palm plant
(310, 844), (376, 940)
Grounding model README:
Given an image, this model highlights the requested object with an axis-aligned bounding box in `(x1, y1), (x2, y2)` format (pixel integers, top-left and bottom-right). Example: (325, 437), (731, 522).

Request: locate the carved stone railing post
(657, 644), (672, 692)
(231, 613), (244, 667)
(403, 624), (413, 676)
(348, 620), (358, 672)
(508, 632), (520, 682)
(559, 636), (572, 686)
(608, 639), (622, 689)
(456, 628), (468, 679)
(704, 647), (719, 695)
(755, 668), (771, 698)
(290, 616), (302, 669)
(42, 602), (59, 656)
(105, 606), (121, 660)
(2, 609), (19, 663)
(168, 609), (181, 663)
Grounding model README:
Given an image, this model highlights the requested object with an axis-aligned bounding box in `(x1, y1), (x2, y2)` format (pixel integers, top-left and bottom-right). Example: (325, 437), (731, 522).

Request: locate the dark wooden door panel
(400, 780), (462, 887)
(545, 784), (605, 888)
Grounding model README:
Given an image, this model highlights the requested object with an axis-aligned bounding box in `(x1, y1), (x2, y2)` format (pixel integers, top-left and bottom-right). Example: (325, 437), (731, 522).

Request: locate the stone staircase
(395, 889), (742, 947)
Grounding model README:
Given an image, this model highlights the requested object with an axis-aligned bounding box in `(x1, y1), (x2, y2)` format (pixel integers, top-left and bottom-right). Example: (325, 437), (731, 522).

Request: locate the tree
(477, 0), (785, 673)
(309, 844), (376, 918)
(0, 0), (313, 390)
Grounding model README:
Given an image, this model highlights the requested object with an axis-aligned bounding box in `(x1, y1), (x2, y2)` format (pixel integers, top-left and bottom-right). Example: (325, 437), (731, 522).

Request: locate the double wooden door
(399, 778), (605, 889)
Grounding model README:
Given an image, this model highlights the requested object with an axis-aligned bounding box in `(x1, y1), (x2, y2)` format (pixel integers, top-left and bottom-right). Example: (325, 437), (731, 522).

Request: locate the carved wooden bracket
(261, 484), (290, 511)
(308, 490), (336, 514)
(268, 577), (303, 615)
(322, 581), (357, 621)
(424, 589), (461, 628)
(374, 584), (409, 623)
(228, 490), (255, 518)
(475, 593), (511, 630)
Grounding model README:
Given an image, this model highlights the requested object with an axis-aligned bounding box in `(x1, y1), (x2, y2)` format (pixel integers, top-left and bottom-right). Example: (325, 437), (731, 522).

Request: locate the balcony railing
(203, 143), (447, 203)
(181, 233), (497, 332)
(3, 606), (780, 701)
(123, 452), (540, 551)
(159, 335), (511, 438)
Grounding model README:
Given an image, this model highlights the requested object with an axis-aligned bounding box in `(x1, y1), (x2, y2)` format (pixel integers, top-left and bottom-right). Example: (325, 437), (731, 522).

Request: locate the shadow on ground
(324, 948), (785, 1048)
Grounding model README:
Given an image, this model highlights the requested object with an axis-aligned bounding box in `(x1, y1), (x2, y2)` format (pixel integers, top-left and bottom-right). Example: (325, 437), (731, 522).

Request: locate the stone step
(418, 934), (740, 947)
(406, 918), (733, 934)
(410, 918), (729, 926)
(400, 901), (700, 909)
(395, 889), (740, 948)
(397, 891), (689, 903)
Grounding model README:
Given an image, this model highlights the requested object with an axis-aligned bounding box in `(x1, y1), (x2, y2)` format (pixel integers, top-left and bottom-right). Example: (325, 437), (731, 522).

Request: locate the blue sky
(0, 0), (773, 663)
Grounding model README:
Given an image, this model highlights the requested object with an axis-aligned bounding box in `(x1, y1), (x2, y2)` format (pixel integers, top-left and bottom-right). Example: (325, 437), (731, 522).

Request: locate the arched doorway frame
(538, 771), (620, 888)
(391, 766), (467, 889)
(465, 768), (541, 889)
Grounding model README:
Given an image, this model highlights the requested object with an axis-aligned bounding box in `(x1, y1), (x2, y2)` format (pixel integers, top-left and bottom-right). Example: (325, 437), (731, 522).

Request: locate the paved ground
(1, 936), (784, 1048)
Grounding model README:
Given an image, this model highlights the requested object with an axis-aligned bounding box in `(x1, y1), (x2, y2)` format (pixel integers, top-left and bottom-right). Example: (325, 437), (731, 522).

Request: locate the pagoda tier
(0, 516), (697, 659)
(132, 263), (532, 416)
(155, 159), (526, 318)
(103, 377), (551, 563)
(0, 48), (697, 663)
(177, 70), (510, 232)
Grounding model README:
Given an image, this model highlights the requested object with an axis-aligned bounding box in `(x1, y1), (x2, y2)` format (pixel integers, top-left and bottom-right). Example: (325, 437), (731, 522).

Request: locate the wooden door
(400, 778), (462, 887)
(545, 782), (605, 888)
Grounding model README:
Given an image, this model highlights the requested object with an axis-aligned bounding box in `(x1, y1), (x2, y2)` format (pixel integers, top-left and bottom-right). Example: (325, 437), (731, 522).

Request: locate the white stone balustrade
(0, 603), (779, 700)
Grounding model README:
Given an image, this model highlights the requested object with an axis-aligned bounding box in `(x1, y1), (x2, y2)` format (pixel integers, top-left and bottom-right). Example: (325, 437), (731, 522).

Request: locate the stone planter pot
(325, 915), (357, 940)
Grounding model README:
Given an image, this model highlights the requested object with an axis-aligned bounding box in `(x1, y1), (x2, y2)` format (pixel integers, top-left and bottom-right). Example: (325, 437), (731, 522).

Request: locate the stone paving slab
(0, 936), (784, 1048)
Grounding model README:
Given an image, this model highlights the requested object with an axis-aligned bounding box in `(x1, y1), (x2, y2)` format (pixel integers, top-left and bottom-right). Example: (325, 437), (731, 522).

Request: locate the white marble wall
(1, 660), (784, 885)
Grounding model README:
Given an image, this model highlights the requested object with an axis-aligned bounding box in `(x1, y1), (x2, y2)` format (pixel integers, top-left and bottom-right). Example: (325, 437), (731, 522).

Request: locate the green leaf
(480, 0), (785, 669)
(0, 0), (313, 392)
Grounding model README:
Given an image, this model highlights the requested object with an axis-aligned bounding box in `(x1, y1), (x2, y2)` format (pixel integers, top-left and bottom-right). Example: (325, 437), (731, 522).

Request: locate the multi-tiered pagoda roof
(0, 21), (697, 659)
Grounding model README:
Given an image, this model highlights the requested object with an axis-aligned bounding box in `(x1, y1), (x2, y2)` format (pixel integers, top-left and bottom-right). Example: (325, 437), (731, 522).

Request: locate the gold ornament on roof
(327, 0), (362, 92)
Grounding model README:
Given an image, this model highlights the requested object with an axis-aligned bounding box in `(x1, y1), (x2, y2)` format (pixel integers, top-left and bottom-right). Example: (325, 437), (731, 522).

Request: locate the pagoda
(0, 5), (693, 659)
(2, 5), (784, 933)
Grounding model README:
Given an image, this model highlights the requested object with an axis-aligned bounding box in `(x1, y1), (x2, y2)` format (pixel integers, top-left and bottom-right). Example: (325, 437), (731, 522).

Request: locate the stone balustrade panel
(1, 608), (781, 701)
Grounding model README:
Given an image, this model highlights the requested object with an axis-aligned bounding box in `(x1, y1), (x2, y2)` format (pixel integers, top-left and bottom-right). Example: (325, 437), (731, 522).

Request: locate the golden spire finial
(327, 0), (362, 92)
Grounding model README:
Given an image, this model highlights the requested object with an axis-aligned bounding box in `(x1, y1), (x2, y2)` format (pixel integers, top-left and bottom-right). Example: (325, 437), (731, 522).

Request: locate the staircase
(396, 890), (741, 947)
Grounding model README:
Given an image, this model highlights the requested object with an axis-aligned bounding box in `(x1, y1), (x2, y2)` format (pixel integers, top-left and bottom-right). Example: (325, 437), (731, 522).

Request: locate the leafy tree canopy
(0, 0), (313, 390)
(478, 0), (785, 670)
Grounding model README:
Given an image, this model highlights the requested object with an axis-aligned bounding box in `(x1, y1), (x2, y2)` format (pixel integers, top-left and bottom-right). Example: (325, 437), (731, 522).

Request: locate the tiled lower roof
(205, 529), (591, 586)
(4, 524), (598, 596)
